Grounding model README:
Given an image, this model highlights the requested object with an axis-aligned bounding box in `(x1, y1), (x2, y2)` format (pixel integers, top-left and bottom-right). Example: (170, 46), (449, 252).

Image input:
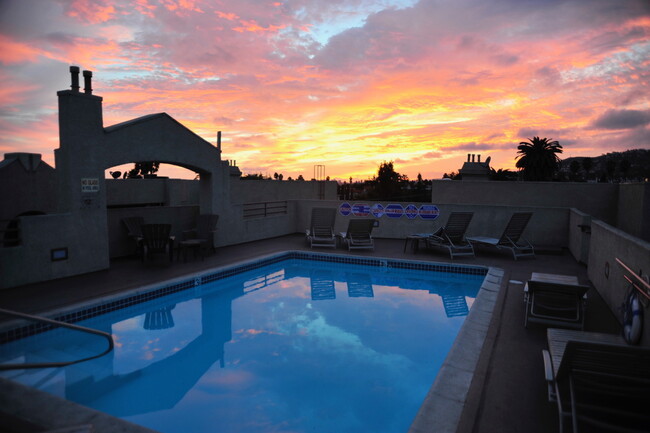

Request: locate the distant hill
(559, 149), (650, 182)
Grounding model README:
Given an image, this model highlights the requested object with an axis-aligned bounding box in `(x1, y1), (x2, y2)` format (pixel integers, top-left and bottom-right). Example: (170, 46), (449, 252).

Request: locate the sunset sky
(1, 0), (648, 181)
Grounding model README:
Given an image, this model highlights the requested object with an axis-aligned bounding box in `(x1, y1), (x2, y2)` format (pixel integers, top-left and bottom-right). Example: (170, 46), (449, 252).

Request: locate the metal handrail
(0, 308), (114, 370)
(616, 258), (650, 300)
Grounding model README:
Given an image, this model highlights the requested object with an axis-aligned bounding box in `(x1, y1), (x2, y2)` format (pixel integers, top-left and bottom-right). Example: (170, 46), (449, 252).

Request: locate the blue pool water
(1, 256), (484, 433)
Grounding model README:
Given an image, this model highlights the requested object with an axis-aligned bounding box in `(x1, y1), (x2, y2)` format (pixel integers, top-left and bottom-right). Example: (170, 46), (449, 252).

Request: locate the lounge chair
(543, 328), (650, 433)
(524, 281), (589, 330)
(467, 212), (535, 260)
(141, 223), (174, 264)
(305, 207), (337, 248)
(425, 212), (474, 259)
(340, 219), (375, 250)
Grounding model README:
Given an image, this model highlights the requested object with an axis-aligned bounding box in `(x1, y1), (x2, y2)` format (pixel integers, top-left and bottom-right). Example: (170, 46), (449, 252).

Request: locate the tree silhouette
(127, 161), (160, 178)
(605, 159), (616, 182)
(374, 161), (405, 199)
(620, 159), (631, 180)
(515, 136), (563, 181)
(582, 158), (593, 180)
(569, 160), (581, 181)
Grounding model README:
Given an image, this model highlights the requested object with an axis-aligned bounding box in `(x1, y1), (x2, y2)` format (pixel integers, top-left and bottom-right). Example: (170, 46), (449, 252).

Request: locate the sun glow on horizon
(0, 0), (648, 181)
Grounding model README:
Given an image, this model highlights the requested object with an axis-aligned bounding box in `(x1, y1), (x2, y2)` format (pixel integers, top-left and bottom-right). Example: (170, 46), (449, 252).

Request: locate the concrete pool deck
(0, 234), (621, 433)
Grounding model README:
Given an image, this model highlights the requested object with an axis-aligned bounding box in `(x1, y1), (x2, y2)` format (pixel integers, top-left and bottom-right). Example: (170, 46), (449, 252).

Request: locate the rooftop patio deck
(0, 234), (621, 433)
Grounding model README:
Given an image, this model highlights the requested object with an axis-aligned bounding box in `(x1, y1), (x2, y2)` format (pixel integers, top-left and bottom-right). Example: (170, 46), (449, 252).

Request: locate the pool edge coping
(408, 266), (505, 433)
(1, 251), (494, 433)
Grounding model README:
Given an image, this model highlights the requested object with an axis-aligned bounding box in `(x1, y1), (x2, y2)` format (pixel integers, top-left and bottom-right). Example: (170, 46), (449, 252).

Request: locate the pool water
(1, 257), (484, 433)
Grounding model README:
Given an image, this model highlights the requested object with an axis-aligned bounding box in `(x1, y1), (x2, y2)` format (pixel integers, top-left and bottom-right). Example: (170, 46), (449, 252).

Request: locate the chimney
(83, 70), (93, 94)
(467, 154), (471, 162)
(471, 154), (475, 163)
(478, 154), (481, 163)
(217, 131), (221, 151)
(69, 66), (80, 92)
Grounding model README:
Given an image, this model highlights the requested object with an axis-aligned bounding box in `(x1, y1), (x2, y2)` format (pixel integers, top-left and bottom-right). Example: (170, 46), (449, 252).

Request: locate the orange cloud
(0, 35), (42, 64)
(66, 0), (118, 24)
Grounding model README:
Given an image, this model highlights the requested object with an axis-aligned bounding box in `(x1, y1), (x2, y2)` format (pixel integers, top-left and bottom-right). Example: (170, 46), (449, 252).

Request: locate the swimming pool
(0, 252), (498, 433)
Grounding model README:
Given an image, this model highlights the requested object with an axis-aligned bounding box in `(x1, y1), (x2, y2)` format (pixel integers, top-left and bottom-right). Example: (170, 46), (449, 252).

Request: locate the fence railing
(243, 201), (288, 219)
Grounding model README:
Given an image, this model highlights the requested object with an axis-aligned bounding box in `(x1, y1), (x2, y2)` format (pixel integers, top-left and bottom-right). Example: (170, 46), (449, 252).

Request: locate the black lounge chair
(467, 212), (534, 260)
(543, 328), (650, 433)
(122, 216), (144, 256)
(179, 214), (219, 261)
(142, 223), (174, 264)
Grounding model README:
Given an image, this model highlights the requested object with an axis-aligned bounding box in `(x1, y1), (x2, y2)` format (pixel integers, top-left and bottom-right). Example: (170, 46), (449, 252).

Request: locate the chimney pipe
(70, 66), (80, 92)
(478, 154), (481, 163)
(83, 70), (92, 94)
(472, 154), (475, 163)
(217, 131), (221, 151)
(467, 154), (471, 162)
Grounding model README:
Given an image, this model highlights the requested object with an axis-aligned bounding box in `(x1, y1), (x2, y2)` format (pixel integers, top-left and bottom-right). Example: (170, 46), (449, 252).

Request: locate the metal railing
(243, 201), (288, 219)
(0, 308), (114, 370)
(617, 258), (650, 301)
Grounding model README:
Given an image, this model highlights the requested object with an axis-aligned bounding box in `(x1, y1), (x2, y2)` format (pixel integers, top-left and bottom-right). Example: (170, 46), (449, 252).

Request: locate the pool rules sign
(81, 178), (100, 209)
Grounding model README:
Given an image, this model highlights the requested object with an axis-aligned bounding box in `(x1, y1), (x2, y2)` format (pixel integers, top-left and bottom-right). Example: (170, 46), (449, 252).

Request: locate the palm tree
(515, 136), (563, 181)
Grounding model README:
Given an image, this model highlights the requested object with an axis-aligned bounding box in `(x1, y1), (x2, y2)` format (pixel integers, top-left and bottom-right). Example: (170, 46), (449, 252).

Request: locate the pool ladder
(0, 307), (114, 370)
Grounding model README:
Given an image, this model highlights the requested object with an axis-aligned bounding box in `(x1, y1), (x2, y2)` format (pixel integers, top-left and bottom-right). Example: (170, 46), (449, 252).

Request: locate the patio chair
(305, 207), (337, 248)
(340, 219), (376, 250)
(524, 281), (589, 330)
(543, 328), (650, 433)
(467, 212), (535, 260)
(122, 216), (144, 256)
(425, 212), (474, 259)
(179, 214), (219, 261)
(141, 223), (174, 264)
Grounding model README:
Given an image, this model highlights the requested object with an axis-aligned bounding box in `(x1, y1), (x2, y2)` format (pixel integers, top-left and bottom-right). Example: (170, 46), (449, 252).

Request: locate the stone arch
(100, 113), (229, 214)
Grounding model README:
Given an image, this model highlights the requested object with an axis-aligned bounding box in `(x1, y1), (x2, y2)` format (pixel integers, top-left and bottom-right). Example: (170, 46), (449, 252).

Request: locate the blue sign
(419, 204), (440, 220)
(371, 203), (385, 218)
(405, 204), (418, 219)
(352, 203), (370, 217)
(339, 202), (352, 216)
(385, 203), (404, 218)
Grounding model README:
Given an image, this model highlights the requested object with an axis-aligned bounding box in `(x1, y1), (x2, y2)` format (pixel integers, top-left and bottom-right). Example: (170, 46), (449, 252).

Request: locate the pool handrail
(0, 307), (114, 370)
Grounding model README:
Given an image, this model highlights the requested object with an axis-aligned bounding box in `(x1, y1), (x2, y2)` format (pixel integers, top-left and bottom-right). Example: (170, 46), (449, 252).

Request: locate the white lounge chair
(467, 212), (534, 260)
(306, 207), (337, 248)
(340, 219), (375, 250)
(524, 280), (589, 330)
(425, 212), (474, 259)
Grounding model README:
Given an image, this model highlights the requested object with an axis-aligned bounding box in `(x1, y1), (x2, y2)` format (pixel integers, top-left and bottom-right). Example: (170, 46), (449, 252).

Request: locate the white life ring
(623, 291), (643, 344)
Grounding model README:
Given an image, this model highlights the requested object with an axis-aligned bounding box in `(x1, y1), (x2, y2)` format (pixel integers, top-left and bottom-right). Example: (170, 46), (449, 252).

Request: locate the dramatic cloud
(591, 109), (650, 130)
(0, 0), (648, 180)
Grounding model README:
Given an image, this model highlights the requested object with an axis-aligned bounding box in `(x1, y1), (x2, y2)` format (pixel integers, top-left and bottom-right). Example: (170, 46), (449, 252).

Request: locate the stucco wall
(587, 220), (650, 346)
(230, 179), (337, 204)
(430, 180), (619, 225)
(106, 179), (200, 207)
(0, 213), (109, 289)
(0, 155), (58, 221)
(568, 208), (591, 265)
(617, 183), (650, 242)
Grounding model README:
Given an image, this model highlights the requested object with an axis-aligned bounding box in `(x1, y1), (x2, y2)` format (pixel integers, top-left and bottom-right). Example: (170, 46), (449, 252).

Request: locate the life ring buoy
(623, 291), (643, 344)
